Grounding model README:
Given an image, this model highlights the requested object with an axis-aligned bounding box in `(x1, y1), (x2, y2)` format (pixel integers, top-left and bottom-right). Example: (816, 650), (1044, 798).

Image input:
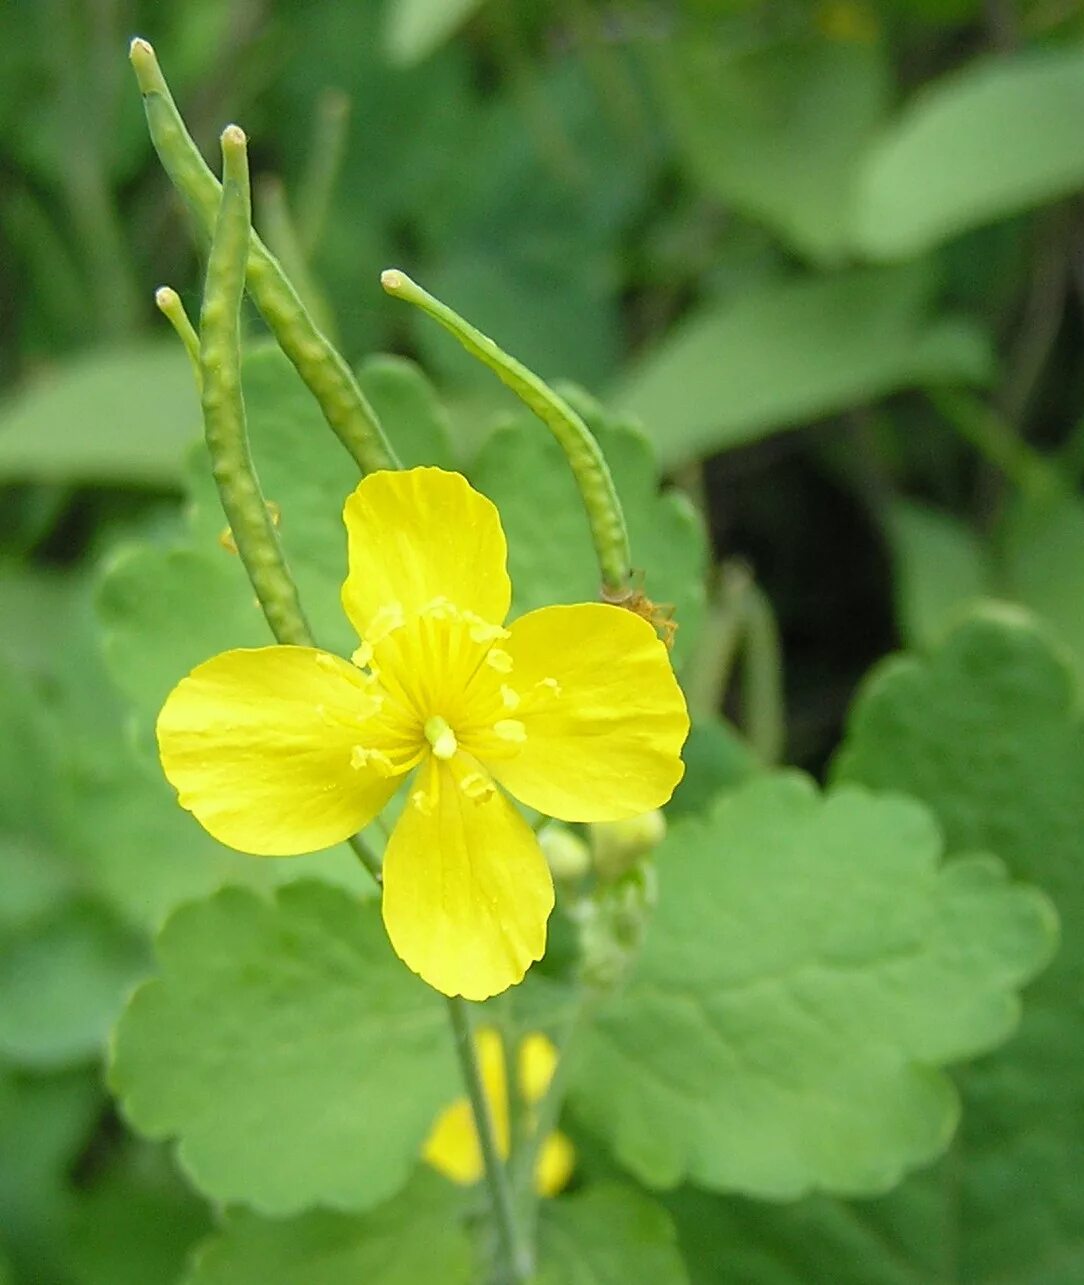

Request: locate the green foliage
(828, 609), (1084, 1281)
(110, 883), (457, 1214)
(571, 772), (1054, 1197)
(856, 47), (1084, 258)
(7, 5), (1084, 1279)
(1000, 489), (1084, 688)
(616, 264), (992, 465)
(184, 1172), (472, 1284)
(537, 1185), (689, 1284)
(655, 33), (888, 264)
(0, 346), (199, 486)
(886, 500), (992, 648)
(384, 0), (488, 67)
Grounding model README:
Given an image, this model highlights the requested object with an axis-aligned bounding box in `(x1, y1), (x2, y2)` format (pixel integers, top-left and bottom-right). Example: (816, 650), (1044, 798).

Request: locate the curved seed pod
(199, 125), (313, 651)
(380, 268), (631, 595)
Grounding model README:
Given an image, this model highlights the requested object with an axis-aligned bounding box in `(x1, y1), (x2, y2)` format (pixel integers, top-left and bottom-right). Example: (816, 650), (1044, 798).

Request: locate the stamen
(485, 647), (513, 674)
(500, 684), (520, 711)
(464, 613), (509, 645)
(494, 719), (526, 744)
(367, 601), (405, 644)
(350, 745), (396, 775)
(411, 787), (435, 816)
(351, 640), (373, 669)
(458, 772), (495, 803)
(424, 715), (458, 760)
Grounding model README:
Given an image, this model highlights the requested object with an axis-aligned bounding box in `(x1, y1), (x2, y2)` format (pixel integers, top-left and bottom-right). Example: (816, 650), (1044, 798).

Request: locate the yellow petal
(382, 756), (554, 1000)
(535, 1130), (575, 1197)
(422, 1029), (509, 1183)
(156, 646), (401, 855)
(490, 603), (689, 822)
(341, 468), (510, 641)
(519, 1032), (559, 1104)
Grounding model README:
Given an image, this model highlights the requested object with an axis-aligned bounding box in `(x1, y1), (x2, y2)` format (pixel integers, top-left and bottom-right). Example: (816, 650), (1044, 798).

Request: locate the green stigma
(424, 715), (458, 760)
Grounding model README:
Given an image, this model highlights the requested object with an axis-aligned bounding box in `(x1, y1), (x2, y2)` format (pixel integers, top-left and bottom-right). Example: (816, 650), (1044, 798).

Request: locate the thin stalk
(513, 987), (596, 1236)
(446, 997), (533, 1284)
(929, 388), (1054, 499)
(381, 268), (630, 595)
(497, 994), (529, 1165)
(257, 174), (339, 342)
(682, 562), (751, 722)
(155, 287), (202, 390)
(297, 87), (351, 257)
(740, 580), (785, 767)
(130, 37), (399, 475)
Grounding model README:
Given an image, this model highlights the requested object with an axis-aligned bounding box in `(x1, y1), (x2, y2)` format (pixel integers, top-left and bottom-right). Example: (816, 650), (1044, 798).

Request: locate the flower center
(424, 715), (458, 760)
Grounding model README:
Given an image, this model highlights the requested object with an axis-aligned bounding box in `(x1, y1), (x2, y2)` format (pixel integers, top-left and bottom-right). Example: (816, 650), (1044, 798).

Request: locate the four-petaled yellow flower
(157, 468), (689, 999)
(424, 1028), (574, 1196)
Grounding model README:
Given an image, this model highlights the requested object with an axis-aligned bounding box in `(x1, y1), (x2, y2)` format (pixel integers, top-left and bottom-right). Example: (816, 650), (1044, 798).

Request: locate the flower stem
(129, 37), (399, 476)
(380, 268), (631, 596)
(446, 997), (533, 1284)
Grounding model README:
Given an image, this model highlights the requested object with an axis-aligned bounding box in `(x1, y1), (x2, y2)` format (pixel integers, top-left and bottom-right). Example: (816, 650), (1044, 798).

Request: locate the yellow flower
(424, 1028), (574, 1197)
(156, 468), (689, 999)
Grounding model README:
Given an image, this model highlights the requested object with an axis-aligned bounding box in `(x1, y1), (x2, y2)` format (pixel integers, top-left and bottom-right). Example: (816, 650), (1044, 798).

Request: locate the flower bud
(538, 822), (591, 884)
(589, 809), (666, 882)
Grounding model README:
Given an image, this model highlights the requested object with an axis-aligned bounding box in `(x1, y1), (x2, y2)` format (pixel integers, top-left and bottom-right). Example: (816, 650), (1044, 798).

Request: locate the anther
(494, 719), (526, 744)
(485, 648), (513, 673)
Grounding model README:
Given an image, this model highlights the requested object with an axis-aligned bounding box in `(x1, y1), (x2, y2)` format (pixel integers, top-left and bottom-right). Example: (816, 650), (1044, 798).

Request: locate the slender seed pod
(380, 268), (632, 595)
(199, 126), (383, 886)
(130, 38), (399, 475)
(200, 126), (314, 651)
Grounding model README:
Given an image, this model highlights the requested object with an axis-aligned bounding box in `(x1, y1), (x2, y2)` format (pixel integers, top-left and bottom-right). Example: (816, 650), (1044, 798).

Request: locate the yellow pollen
(351, 745), (395, 775)
(500, 684), (520, 711)
(466, 615), (509, 644)
(411, 787), (435, 816)
(486, 648), (513, 674)
(494, 719), (526, 744)
(425, 716), (458, 760)
(458, 772), (495, 802)
(538, 676), (561, 696)
(351, 640), (373, 669)
(367, 601), (405, 643)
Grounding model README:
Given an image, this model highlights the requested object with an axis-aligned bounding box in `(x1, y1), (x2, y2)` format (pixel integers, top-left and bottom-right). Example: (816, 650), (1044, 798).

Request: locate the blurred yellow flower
(424, 1028), (574, 1197)
(157, 468), (688, 999)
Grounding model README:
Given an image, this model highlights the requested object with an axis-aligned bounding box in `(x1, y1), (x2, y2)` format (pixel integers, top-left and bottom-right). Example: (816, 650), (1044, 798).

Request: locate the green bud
(589, 810), (666, 882)
(576, 864), (658, 991)
(538, 822), (591, 884)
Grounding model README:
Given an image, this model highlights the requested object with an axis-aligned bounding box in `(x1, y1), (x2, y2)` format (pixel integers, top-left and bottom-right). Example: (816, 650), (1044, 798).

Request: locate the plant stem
(381, 268), (630, 595)
(930, 388), (1054, 499)
(741, 580), (785, 767)
(297, 87), (351, 257)
(129, 37), (399, 476)
(682, 562), (751, 722)
(446, 997), (533, 1284)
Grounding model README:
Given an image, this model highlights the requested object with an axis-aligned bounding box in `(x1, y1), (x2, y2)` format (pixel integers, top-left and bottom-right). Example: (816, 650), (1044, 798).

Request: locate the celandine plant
(104, 36), (1063, 1285)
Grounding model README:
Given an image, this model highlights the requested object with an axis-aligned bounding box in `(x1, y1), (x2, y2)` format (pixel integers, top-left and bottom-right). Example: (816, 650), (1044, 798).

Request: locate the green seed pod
(380, 268), (630, 595)
(129, 38), (399, 476)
